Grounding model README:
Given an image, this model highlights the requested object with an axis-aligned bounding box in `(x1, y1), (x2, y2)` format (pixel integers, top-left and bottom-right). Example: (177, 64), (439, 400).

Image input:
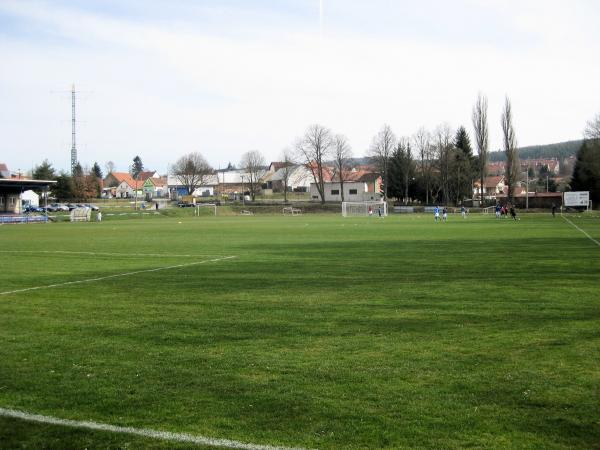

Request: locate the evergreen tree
(52, 172), (74, 200)
(131, 156), (144, 179)
(91, 162), (103, 179)
(32, 159), (56, 180)
(571, 139), (600, 203)
(453, 126), (476, 204)
(388, 139), (414, 204)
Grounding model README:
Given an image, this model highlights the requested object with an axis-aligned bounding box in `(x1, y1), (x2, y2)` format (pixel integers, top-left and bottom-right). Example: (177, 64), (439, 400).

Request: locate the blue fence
(0, 215), (49, 224)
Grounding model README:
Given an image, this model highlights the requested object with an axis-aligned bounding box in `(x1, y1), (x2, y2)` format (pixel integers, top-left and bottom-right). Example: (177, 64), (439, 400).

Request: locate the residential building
(310, 171), (382, 202)
(473, 176), (506, 198)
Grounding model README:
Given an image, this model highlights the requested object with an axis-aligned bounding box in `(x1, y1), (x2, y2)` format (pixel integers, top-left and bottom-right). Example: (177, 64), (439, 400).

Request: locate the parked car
(67, 203), (78, 211)
(24, 205), (44, 213)
(51, 203), (69, 212)
(85, 204), (100, 211)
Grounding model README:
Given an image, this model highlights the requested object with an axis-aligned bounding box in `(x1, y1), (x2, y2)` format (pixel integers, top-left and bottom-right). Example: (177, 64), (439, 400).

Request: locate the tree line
(28, 97), (599, 206)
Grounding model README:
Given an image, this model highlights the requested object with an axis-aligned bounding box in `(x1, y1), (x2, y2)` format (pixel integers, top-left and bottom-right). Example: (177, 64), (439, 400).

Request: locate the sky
(1, 0), (599, 175)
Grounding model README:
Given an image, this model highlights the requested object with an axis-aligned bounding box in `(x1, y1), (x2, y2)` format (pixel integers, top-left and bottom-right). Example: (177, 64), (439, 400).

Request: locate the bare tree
(172, 152), (213, 196)
(370, 124), (397, 200)
(433, 124), (454, 205)
(584, 112), (600, 140)
(279, 148), (296, 203)
(332, 134), (353, 202)
(295, 124), (334, 204)
(413, 127), (434, 204)
(501, 97), (520, 203)
(472, 93), (489, 205)
(240, 150), (266, 201)
(105, 161), (116, 174)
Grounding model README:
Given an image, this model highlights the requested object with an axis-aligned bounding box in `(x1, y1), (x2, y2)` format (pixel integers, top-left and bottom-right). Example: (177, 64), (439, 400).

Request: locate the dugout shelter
(0, 179), (56, 222)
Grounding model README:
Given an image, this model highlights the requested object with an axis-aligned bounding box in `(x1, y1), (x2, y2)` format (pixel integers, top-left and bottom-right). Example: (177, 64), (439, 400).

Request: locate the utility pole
(71, 84), (77, 175)
(525, 162), (529, 210)
(241, 175), (245, 206)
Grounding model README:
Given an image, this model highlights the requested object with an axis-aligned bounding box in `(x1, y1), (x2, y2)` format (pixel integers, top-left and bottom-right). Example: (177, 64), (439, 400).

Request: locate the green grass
(0, 213), (599, 449)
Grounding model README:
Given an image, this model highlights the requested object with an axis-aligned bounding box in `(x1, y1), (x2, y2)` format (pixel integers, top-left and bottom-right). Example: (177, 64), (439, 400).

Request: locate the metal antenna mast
(71, 83), (77, 175)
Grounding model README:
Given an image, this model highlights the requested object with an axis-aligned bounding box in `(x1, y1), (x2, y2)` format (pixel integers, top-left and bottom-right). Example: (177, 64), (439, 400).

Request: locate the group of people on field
(433, 206), (470, 222)
(495, 203), (518, 220)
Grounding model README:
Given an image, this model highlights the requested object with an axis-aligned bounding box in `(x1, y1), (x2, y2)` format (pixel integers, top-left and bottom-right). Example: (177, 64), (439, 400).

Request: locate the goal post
(195, 203), (217, 216)
(342, 201), (387, 217)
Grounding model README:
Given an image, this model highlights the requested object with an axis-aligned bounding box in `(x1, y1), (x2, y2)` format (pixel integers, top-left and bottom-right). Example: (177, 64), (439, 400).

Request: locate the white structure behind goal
(342, 201), (387, 217)
(70, 207), (91, 222)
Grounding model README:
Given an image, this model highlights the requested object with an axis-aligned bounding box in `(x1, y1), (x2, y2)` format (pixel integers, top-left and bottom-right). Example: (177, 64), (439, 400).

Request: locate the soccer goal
(282, 206), (302, 216)
(342, 201), (388, 217)
(194, 203), (217, 216)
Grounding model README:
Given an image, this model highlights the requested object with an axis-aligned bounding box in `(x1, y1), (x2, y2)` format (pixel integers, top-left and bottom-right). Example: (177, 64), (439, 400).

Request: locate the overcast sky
(1, 0), (599, 175)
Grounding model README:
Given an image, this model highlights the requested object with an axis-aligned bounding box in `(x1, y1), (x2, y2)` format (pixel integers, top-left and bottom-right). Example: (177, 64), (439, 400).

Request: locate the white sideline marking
(0, 256), (236, 296)
(0, 250), (224, 258)
(562, 215), (600, 247)
(0, 407), (310, 450)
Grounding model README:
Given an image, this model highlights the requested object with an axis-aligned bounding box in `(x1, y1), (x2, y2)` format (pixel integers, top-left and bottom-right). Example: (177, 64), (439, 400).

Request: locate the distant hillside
(489, 140), (582, 162)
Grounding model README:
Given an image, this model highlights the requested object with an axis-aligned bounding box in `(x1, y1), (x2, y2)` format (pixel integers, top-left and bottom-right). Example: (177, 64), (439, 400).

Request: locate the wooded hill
(489, 140), (582, 162)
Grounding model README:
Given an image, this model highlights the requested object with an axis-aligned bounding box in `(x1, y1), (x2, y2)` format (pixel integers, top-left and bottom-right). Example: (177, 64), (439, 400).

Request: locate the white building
(21, 190), (40, 207)
(310, 172), (382, 202)
(264, 165), (313, 192)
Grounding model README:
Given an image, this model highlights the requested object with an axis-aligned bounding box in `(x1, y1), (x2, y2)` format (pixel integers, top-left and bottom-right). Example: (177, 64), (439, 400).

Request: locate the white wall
(310, 182), (381, 202)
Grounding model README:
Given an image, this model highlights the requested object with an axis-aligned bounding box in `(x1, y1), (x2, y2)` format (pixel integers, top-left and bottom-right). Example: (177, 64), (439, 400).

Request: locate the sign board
(564, 191), (589, 207)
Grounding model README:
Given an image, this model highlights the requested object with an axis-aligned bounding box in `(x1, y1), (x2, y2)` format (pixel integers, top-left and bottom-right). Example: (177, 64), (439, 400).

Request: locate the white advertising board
(564, 191), (589, 207)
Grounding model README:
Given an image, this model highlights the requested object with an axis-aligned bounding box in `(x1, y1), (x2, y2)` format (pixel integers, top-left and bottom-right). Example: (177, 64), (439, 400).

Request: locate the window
(349, 189), (358, 195)
(331, 189), (340, 195)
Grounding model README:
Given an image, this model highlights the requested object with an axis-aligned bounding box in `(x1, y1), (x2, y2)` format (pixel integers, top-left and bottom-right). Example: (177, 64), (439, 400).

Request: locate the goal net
(342, 201), (388, 217)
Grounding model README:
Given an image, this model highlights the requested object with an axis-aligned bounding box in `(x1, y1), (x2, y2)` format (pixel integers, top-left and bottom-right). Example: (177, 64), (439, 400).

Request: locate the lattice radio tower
(70, 84), (77, 175)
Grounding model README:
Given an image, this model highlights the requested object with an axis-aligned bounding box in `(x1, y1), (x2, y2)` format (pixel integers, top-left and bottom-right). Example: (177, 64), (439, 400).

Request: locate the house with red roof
(473, 176), (506, 198)
(103, 171), (160, 198)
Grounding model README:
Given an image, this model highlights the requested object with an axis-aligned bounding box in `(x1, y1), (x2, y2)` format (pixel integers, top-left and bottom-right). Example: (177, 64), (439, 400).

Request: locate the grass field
(0, 212), (599, 449)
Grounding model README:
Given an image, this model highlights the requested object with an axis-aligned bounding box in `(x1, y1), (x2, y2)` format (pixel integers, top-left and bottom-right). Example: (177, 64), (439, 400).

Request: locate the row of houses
(487, 159), (562, 176)
(102, 163), (384, 202)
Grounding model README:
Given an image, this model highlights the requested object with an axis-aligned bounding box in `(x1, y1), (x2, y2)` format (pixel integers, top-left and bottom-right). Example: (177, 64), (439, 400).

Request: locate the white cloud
(0, 0), (599, 173)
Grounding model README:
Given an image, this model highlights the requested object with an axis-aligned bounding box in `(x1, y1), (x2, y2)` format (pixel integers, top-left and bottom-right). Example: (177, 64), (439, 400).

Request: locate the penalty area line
(0, 407), (310, 450)
(0, 256), (237, 296)
(561, 215), (600, 248)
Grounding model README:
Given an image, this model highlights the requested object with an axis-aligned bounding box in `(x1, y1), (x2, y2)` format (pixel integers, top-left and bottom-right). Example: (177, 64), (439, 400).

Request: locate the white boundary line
(561, 215), (600, 247)
(0, 250), (224, 258)
(0, 256), (236, 296)
(0, 407), (311, 450)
